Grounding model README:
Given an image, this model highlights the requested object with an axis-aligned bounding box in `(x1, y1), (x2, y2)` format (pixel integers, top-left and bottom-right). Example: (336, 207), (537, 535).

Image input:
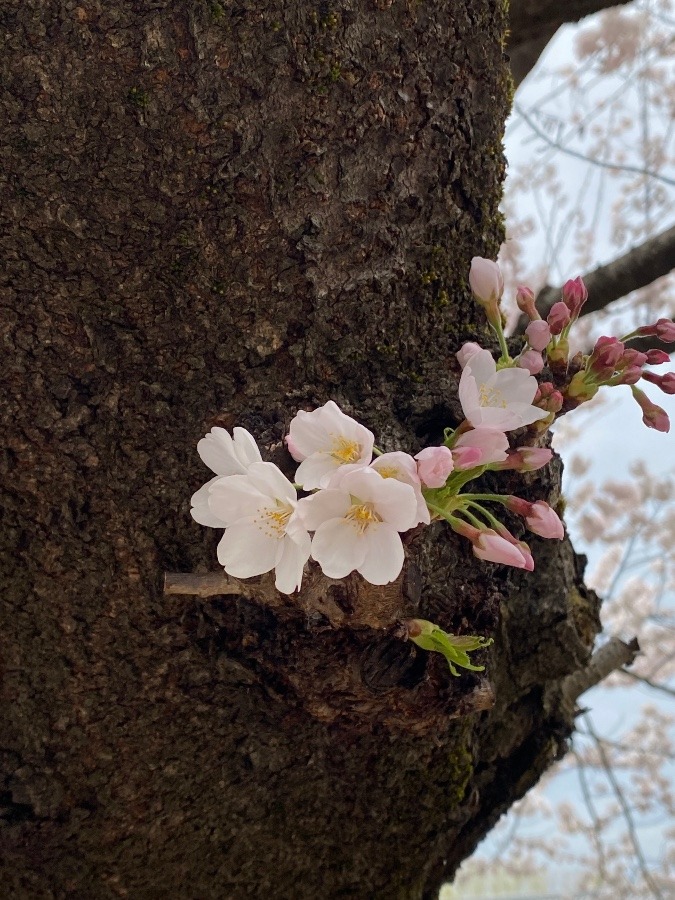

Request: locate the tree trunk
(1, 1), (600, 897)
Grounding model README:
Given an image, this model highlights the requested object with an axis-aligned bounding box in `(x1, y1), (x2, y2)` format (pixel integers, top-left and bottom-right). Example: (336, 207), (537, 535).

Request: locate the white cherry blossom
(197, 426), (262, 476)
(458, 349), (548, 431)
(297, 468), (418, 585)
(207, 462), (311, 594)
(190, 426), (263, 528)
(287, 400), (374, 489)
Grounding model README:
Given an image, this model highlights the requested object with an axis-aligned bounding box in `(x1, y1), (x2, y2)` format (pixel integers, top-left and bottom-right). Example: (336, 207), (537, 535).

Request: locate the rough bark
(1, 2), (601, 898)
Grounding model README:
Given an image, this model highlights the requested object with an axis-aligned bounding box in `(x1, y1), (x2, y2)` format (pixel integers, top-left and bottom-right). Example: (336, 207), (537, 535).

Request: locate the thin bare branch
(514, 103), (675, 188)
(515, 223), (675, 332)
(583, 713), (666, 900)
(618, 668), (675, 699)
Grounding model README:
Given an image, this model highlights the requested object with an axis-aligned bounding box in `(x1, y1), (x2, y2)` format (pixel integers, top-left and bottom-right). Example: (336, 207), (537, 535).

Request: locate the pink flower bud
(516, 285), (539, 320)
(645, 349), (670, 365)
(562, 277), (588, 317)
(641, 371), (675, 395)
(454, 428), (509, 465)
(589, 336), (624, 376)
(637, 318), (675, 343)
(473, 529), (533, 569)
(451, 445), (483, 470)
(518, 349), (544, 375)
(620, 349), (648, 368)
(456, 341), (484, 369)
(547, 302), (571, 335)
(615, 365), (643, 385)
(525, 501), (564, 539)
(415, 446), (454, 488)
(469, 257), (504, 306)
(631, 386), (670, 432)
(495, 447), (553, 472)
(525, 320), (551, 352)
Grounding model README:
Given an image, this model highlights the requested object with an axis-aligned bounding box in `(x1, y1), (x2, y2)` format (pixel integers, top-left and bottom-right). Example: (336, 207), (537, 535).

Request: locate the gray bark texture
(1, 1), (601, 898)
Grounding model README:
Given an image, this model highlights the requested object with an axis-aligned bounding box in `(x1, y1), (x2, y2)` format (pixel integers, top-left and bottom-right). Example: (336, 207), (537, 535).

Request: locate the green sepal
(409, 620), (493, 677)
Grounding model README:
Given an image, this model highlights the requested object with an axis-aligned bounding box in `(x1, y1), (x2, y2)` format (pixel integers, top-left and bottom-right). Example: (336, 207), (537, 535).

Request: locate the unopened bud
(516, 285), (539, 320)
(525, 320), (551, 352)
(637, 318), (675, 343)
(631, 385), (670, 432)
(645, 349), (670, 365)
(547, 302), (571, 335)
(641, 371), (675, 395)
(518, 349), (544, 374)
(469, 257), (504, 305)
(562, 277), (588, 317)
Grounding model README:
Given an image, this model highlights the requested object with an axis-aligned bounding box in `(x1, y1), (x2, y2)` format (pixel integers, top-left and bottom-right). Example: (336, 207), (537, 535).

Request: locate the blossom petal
(246, 461), (297, 504)
(297, 490), (351, 531)
(197, 427), (261, 476)
(208, 475), (269, 525)
(357, 524), (405, 584)
(465, 349), (497, 383)
(295, 453), (341, 490)
(217, 520), (279, 577)
(311, 519), (367, 578)
(274, 532), (311, 594)
(190, 476), (228, 527)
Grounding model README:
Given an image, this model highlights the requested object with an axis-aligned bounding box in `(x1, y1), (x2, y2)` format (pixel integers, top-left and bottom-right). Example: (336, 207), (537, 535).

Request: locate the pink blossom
(516, 285), (538, 320)
(519, 349), (544, 375)
(469, 257), (504, 305)
(456, 341), (484, 369)
(459, 350), (548, 431)
(525, 320), (551, 352)
(415, 446), (454, 488)
(454, 427), (509, 465)
(547, 302), (571, 335)
(562, 277), (588, 317)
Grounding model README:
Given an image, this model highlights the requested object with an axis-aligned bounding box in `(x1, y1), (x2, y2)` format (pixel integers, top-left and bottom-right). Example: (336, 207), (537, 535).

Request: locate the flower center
(346, 501), (382, 534)
(256, 502), (292, 539)
(478, 383), (507, 408)
(330, 435), (361, 463)
(376, 466), (399, 479)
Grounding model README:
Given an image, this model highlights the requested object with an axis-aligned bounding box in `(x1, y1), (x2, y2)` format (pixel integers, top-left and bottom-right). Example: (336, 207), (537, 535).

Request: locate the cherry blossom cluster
(469, 257), (675, 433)
(190, 258), (673, 604)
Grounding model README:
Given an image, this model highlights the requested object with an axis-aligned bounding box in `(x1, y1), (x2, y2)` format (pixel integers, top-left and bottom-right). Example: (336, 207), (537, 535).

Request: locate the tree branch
(508, 0), (632, 86)
(561, 636), (639, 711)
(515, 224), (675, 335)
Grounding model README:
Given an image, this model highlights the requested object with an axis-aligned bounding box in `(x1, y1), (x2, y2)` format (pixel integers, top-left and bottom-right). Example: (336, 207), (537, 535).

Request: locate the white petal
(232, 427), (263, 467)
(465, 349), (497, 383)
(246, 461), (296, 504)
(493, 368), (538, 404)
(217, 520), (278, 577)
(459, 373), (481, 423)
(296, 490), (351, 531)
(357, 524), (405, 584)
(505, 403), (549, 426)
(295, 453), (340, 490)
(208, 475), (268, 525)
(197, 428), (244, 477)
(191, 477), (229, 527)
(288, 409), (333, 458)
(311, 519), (367, 578)
(371, 452), (420, 485)
(339, 470), (418, 531)
(274, 533), (311, 594)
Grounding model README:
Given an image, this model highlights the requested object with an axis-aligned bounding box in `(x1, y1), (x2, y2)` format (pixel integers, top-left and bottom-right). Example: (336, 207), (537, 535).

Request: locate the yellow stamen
(376, 466), (399, 479)
(254, 503), (292, 539)
(479, 384), (507, 408)
(346, 501), (382, 534)
(330, 435), (361, 463)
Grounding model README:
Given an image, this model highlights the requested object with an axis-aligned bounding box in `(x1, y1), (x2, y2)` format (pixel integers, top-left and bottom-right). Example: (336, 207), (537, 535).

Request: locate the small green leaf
(408, 620), (493, 677)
